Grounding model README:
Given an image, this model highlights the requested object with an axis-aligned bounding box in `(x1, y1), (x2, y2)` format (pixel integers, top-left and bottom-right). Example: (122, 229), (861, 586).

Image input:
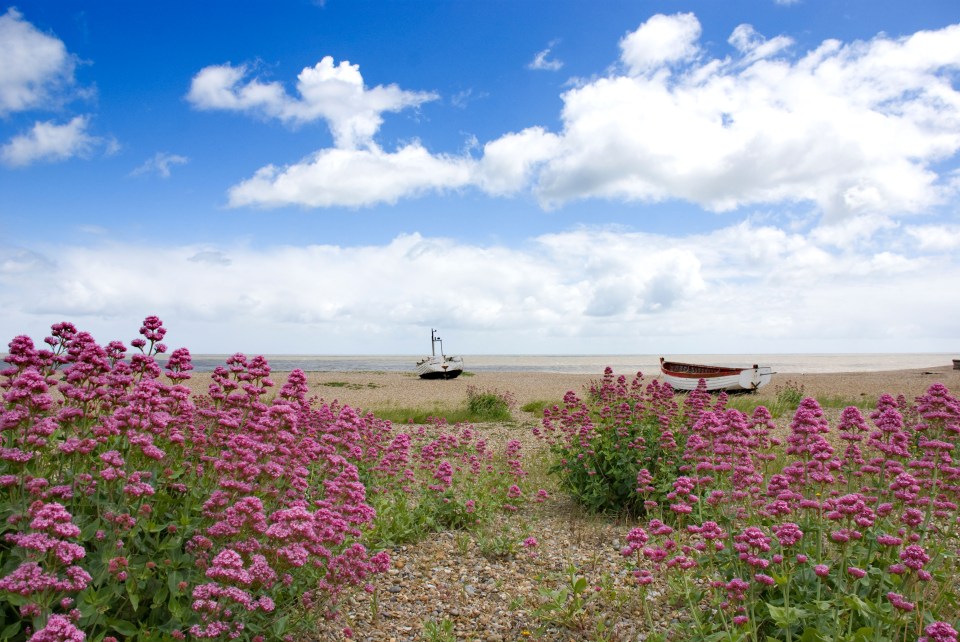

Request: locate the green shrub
(533, 368), (692, 515)
(465, 385), (515, 422)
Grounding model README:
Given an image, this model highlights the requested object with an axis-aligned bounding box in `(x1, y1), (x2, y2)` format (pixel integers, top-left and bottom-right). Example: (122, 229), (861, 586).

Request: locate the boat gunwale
(660, 360), (750, 379)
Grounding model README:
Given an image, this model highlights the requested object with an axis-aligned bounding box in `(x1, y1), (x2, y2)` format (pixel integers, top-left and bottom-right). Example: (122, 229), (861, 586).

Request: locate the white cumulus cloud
(619, 12), (702, 76)
(533, 16), (960, 221)
(0, 9), (112, 167)
(227, 143), (475, 208)
(1, 116), (102, 167)
(187, 56), (438, 149)
(199, 13), (960, 229)
(476, 127), (562, 196)
(0, 8), (76, 115)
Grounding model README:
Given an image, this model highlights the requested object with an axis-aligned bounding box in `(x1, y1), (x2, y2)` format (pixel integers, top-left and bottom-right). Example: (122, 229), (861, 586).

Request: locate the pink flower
(772, 523), (803, 547)
(634, 569), (653, 586)
(814, 564), (830, 577)
(24, 614), (85, 641)
(621, 527), (649, 556)
(847, 567), (866, 579)
(900, 544), (930, 571)
(886, 592), (915, 612)
(753, 573), (775, 586)
(920, 622), (959, 642)
(735, 527), (771, 553)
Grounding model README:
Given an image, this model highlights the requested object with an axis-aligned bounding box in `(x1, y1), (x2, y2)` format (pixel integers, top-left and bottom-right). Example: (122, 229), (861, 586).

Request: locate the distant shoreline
(3, 352), (956, 376)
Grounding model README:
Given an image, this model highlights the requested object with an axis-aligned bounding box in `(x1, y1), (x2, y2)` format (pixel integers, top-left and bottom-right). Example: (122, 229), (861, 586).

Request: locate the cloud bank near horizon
(2, 219), (957, 354)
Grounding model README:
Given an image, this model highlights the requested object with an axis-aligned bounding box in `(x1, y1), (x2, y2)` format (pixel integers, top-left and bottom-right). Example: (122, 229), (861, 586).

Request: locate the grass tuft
(320, 381), (382, 390)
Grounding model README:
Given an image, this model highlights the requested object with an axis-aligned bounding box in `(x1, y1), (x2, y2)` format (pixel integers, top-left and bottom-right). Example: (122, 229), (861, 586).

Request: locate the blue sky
(1, 1), (958, 356)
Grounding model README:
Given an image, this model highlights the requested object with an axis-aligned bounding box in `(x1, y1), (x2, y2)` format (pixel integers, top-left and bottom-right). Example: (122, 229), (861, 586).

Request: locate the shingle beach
(181, 364), (960, 419)
(183, 363), (960, 641)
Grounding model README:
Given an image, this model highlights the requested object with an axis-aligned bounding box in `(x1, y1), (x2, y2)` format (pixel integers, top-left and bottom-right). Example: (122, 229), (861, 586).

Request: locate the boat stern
(738, 365), (774, 390)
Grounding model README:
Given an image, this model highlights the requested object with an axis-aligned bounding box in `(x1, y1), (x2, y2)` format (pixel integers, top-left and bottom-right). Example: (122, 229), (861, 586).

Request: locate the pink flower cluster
(539, 367), (960, 638)
(1, 317), (395, 640)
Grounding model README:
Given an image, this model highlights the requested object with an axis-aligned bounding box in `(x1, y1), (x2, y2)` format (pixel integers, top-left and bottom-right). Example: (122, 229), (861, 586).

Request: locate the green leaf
(843, 594), (872, 616)
(2, 621), (23, 641)
(108, 619), (139, 637)
(271, 614), (290, 638)
(812, 600), (834, 613)
(152, 584), (169, 608)
(167, 571), (184, 593)
(766, 603), (807, 628)
(799, 628), (828, 642)
(852, 627), (876, 642)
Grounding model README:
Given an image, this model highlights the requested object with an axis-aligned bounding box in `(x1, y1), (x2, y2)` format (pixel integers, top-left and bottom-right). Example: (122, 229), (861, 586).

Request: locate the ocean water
(178, 353), (957, 375)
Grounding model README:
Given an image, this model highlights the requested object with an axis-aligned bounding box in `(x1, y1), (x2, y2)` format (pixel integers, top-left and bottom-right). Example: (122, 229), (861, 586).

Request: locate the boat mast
(431, 328), (444, 357)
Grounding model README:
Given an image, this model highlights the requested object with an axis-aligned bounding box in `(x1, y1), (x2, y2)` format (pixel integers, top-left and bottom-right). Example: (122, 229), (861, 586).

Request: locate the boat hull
(416, 356), (464, 379)
(660, 359), (773, 392)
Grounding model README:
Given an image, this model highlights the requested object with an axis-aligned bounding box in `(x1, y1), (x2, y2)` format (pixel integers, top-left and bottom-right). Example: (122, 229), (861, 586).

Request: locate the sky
(1, 1), (959, 357)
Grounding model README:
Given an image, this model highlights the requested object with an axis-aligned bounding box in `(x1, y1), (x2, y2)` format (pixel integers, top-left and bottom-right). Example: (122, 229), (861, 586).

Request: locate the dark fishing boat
(415, 329), (463, 379)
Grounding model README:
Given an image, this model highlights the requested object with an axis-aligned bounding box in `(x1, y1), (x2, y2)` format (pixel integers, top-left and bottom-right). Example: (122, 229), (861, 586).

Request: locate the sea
(172, 353), (958, 375)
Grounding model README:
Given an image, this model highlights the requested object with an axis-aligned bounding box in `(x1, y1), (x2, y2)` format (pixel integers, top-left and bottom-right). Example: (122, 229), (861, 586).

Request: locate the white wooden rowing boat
(416, 329), (463, 379)
(659, 357), (773, 392)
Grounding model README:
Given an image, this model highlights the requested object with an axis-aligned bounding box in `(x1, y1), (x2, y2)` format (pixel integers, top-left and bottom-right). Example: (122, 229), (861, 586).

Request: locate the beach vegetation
(466, 385), (515, 421)
(0, 317), (537, 641)
(421, 616), (456, 641)
(368, 402), (451, 424)
(4, 320), (958, 641)
(368, 403), (514, 425)
(476, 524), (522, 561)
(533, 366), (960, 641)
(520, 399), (556, 415)
(363, 419), (501, 540)
(534, 369), (691, 516)
(531, 564), (593, 632)
(320, 380), (382, 390)
(370, 386), (516, 425)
